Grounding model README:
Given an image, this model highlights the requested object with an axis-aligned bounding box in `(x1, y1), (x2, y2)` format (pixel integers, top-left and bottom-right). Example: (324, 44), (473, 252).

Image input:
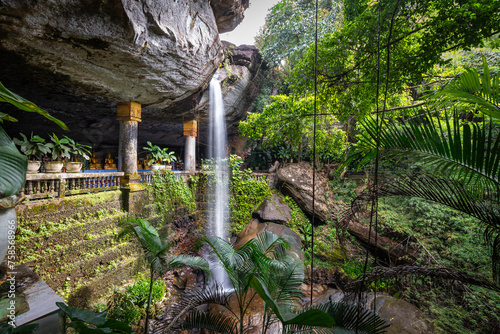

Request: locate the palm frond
(431, 57), (500, 121)
(168, 283), (232, 319)
(324, 301), (389, 334)
(120, 218), (171, 269)
(168, 254), (211, 276)
(202, 234), (256, 290)
(264, 258), (304, 307)
(180, 310), (238, 334)
(285, 301), (388, 334)
(253, 230), (291, 259)
(354, 112), (500, 196)
(0, 81), (68, 130)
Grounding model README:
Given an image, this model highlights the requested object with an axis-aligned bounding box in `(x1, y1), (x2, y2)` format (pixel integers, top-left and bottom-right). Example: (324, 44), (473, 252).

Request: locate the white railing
(23, 172), (124, 200)
(138, 170), (191, 184)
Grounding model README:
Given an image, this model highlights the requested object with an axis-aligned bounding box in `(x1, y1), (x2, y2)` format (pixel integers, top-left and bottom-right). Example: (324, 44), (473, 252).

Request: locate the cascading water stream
(207, 77), (230, 288)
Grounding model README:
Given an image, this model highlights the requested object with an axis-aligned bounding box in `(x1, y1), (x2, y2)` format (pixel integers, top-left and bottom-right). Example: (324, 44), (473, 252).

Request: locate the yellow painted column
(117, 102), (144, 213)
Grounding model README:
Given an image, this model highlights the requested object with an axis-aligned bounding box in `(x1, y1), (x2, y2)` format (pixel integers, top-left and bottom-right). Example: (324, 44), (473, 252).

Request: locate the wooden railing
(23, 172), (124, 200)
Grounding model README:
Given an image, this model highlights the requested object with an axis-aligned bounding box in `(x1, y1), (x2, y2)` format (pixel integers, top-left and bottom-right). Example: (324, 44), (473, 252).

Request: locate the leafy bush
(229, 155), (272, 233)
(147, 171), (196, 216)
(377, 196), (500, 333)
(107, 277), (166, 326)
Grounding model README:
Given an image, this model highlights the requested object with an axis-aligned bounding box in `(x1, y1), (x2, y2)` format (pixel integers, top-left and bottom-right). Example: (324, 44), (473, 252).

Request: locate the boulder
(235, 220), (304, 262)
(304, 289), (435, 334)
(276, 162), (339, 223)
(366, 293), (435, 334)
(253, 194), (292, 224)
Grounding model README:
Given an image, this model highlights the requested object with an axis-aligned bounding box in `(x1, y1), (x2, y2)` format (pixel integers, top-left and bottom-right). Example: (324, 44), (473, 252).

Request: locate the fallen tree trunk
(276, 163), (418, 264)
(347, 219), (418, 264)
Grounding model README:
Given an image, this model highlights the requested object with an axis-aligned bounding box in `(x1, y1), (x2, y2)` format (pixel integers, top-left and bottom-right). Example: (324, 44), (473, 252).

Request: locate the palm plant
(13, 133), (50, 161)
(46, 133), (71, 161)
(120, 218), (210, 333)
(142, 141), (177, 165)
(63, 135), (91, 161)
(344, 58), (500, 280)
(168, 231), (387, 334)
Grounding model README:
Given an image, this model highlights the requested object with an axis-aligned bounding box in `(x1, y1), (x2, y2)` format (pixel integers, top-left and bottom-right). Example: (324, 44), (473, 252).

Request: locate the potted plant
(13, 133), (50, 173)
(143, 141), (177, 170)
(63, 135), (91, 173)
(45, 133), (71, 173)
(162, 150), (177, 170)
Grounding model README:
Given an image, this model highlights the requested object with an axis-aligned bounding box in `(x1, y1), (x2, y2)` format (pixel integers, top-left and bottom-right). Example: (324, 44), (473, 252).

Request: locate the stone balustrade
(23, 172), (124, 200)
(138, 170), (192, 184)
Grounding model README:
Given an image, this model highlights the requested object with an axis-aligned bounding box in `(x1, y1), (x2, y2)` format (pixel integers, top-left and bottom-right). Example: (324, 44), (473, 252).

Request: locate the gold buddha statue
(89, 151), (102, 170)
(137, 159), (143, 170)
(143, 155), (151, 170)
(104, 152), (116, 170)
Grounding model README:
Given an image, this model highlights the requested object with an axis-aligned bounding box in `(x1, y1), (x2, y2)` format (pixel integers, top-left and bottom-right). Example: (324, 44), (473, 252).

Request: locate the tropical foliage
(142, 141), (177, 165)
(56, 302), (132, 334)
(239, 95), (347, 164)
(257, 0), (342, 70)
(345, 59), (500, 281)
(13, 133), (50, 161)
(229, 154), (272, 232)
(166, 231), (388, 334)
(120, 218), (210, 333)
(0, 83), (66, 198)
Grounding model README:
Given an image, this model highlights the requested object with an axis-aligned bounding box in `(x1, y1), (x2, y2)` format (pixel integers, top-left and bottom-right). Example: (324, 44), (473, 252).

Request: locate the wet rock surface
(366, 293), (435, 334)
(196, 42), (263, 134)
(307, 287), (435, 334)
(277, 162), (339, 223)
(253, 193), (292, 224)
(235, 220), (304, 262)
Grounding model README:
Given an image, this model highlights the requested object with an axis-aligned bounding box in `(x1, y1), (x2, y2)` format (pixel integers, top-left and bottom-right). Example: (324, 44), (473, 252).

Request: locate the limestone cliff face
(0, 0), (258, 150)
(211, 0), (250, 33)
(197, 42), (262, 134)
(0, 0), (223, 109)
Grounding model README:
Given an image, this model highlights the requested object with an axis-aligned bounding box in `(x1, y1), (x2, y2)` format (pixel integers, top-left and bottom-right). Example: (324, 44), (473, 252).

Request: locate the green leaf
(0, 126), (27, 197)
(250, 276), (335, 327)
(57, 302), (108, 327)
(0, 81), (68, 130)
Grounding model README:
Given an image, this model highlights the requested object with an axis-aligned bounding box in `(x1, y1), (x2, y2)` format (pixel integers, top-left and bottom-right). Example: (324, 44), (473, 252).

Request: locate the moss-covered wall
(15, 191), (146, 308)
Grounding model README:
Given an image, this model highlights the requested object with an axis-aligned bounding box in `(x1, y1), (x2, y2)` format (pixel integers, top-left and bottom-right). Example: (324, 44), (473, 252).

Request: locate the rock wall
(196, 42), (263, 135)
(0, 0), (257, 153)
(15, 191), (144, 307)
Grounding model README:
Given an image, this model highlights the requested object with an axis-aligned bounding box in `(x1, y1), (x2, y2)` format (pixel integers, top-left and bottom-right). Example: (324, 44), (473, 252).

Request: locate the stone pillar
(117, 102), (144, 214)
(183, 120), (197, 173)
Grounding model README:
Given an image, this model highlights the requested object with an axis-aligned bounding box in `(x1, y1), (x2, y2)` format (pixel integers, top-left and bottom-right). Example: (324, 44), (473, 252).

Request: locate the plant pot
(66, 162), (83, 173)
(44, 161), (64, 173)
(150, 164), (165, 170)
(27, 160), (41, 174)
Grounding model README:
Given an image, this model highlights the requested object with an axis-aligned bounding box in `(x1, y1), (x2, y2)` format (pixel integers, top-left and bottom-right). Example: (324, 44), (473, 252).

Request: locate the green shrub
(107, 276), (166, 325)
(229, 155), (272, 233)
(147, 171), (196, 217)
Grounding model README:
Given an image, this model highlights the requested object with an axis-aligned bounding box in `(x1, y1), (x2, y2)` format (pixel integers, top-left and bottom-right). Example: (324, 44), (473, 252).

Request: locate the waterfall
(207, 77), (230, 288)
